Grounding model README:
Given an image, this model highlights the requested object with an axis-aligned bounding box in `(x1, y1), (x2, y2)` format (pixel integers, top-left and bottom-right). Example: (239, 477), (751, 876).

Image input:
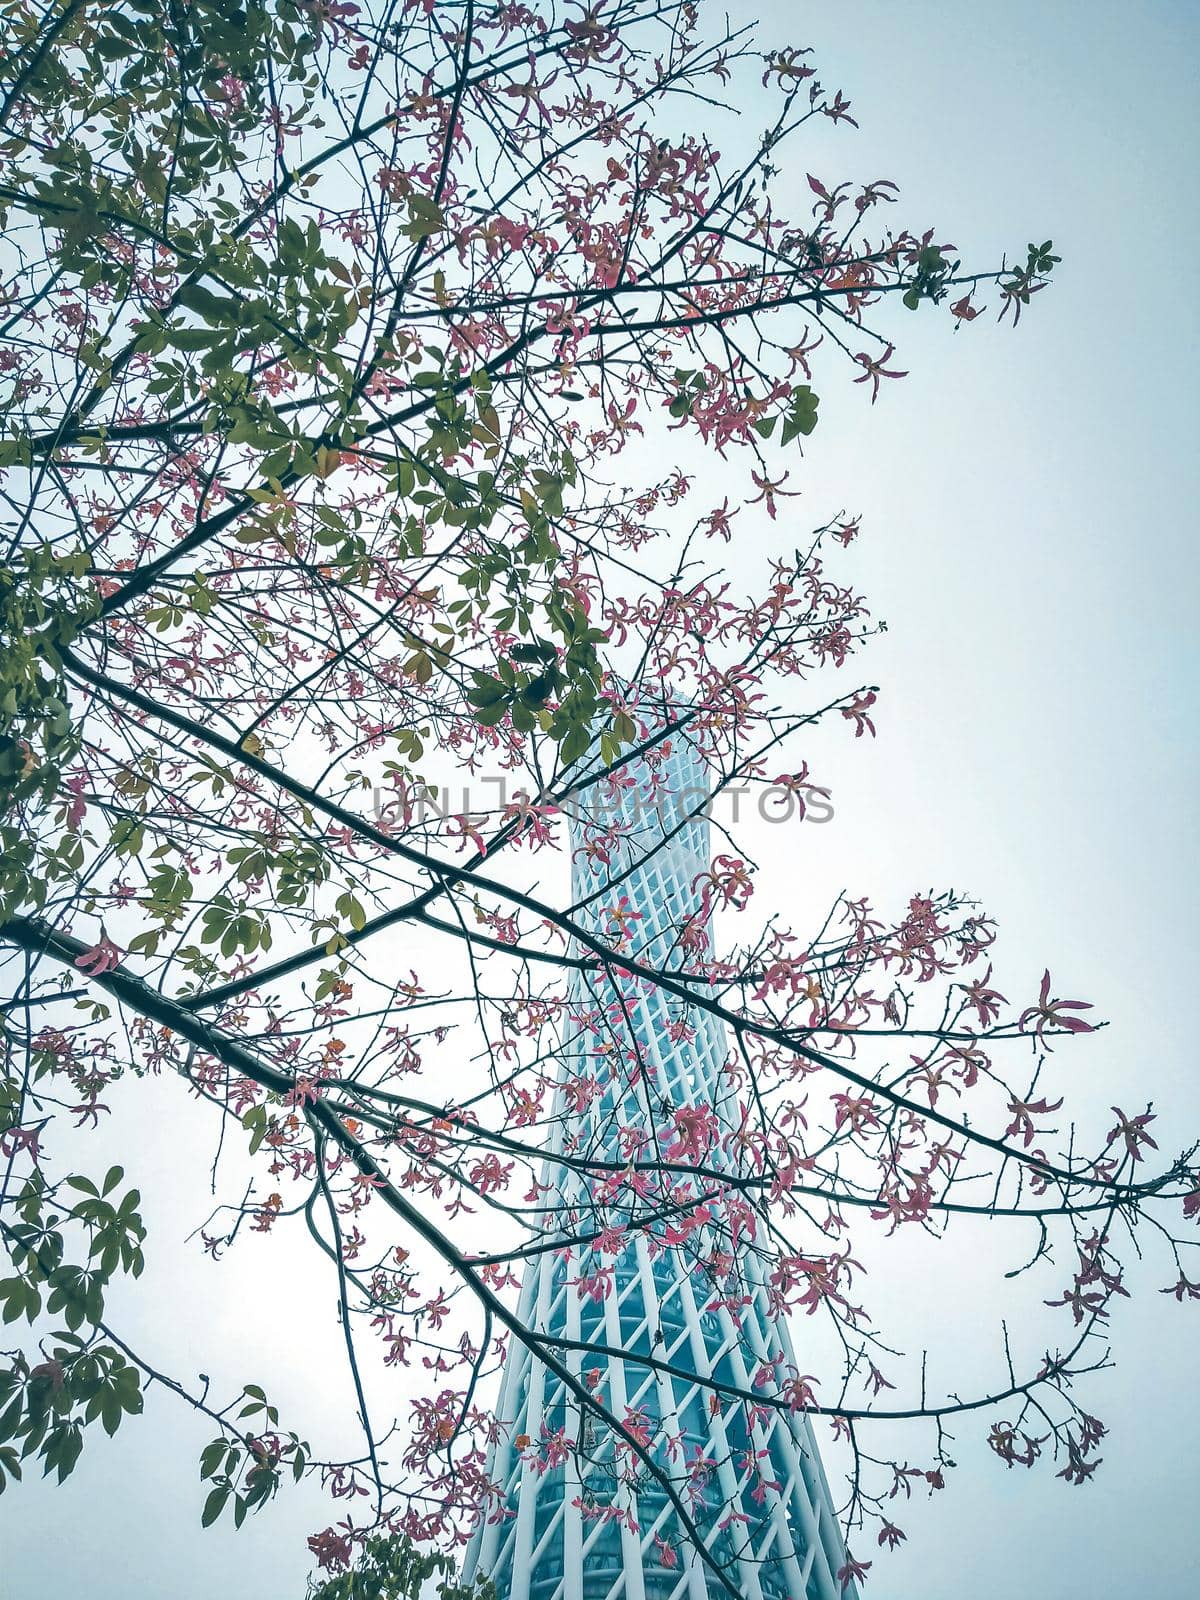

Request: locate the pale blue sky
(2, 4), (1196, 1597)
(747, 3), (1200, 1594)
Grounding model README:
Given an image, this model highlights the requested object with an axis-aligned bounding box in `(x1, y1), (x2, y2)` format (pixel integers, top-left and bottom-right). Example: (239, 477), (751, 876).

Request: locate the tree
(304, 1531), (493, 1600)
(0, 0), (1193, 1591)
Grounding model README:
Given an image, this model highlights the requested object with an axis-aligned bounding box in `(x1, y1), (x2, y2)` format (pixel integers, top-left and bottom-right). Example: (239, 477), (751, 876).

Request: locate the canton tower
(464, 718), (854, 1600)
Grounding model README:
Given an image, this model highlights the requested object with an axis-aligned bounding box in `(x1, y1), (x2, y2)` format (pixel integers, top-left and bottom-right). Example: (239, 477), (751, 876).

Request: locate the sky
(2, 3), (1198, 1597)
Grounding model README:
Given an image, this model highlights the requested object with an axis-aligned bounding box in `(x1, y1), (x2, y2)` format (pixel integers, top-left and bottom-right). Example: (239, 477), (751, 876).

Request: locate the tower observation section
(463, 719), (854, 1600)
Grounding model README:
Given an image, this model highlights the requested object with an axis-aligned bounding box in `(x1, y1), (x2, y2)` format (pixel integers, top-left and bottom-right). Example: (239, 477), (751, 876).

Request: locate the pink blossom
(74, 936), (122, 976)
(1018, 968), (1096, 1049)
(663, 1104), (720, 1164)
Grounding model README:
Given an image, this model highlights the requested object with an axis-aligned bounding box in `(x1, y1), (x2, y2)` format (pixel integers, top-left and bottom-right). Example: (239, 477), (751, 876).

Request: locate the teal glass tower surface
(464, 721), (854, 1600)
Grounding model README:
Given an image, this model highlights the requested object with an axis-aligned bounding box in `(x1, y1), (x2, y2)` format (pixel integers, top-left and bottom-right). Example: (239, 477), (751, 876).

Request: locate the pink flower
(571, 1266), (614, 1303)
(961, 963), (1007, 1027)
(837, 1554), (871, 1591)
(853, 341), (906, 402)
(621, 1406), (654, 1448)
(1105, 1105), (1158, 1163)
(64, 773), (87, 829)
(1005, 1095), (1064, 1148)
(652, 1534), (678, 1569)
(748, 469), (800, 521)
(307, 1525), (353, 1573)
(774, 1370), (817, 1413)
(663, 1104), (719, 1164)
(841, 691), (877, 738)
(74, 936), (122, 976)
(1018, 969), (1096, 1049)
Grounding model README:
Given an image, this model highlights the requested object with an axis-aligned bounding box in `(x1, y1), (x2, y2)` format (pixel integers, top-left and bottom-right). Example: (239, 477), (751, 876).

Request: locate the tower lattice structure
(464, 724), (854, 1600)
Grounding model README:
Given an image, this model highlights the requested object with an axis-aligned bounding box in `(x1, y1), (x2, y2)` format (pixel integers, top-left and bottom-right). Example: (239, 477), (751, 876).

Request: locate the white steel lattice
(463, 725), (855, 1600)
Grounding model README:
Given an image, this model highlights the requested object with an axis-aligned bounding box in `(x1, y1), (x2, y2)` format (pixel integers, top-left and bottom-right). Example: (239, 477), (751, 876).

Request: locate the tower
(464, 719), (854, 1600)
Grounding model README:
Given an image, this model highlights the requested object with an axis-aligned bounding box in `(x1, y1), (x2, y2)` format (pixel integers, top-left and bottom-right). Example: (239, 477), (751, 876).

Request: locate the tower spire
(465, 718), (855, 1599)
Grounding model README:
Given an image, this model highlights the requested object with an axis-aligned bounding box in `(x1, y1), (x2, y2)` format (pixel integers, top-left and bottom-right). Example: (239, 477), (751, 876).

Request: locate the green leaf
(201, 1483), (230, 1527)
(780, 385), (820, 444)
(176, 282), (239, 325)
(242, 1105), (267, 1155)
(403, 195), (445, 240)
(335, 891), (366, 932)
(559, 723), (589, 765)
